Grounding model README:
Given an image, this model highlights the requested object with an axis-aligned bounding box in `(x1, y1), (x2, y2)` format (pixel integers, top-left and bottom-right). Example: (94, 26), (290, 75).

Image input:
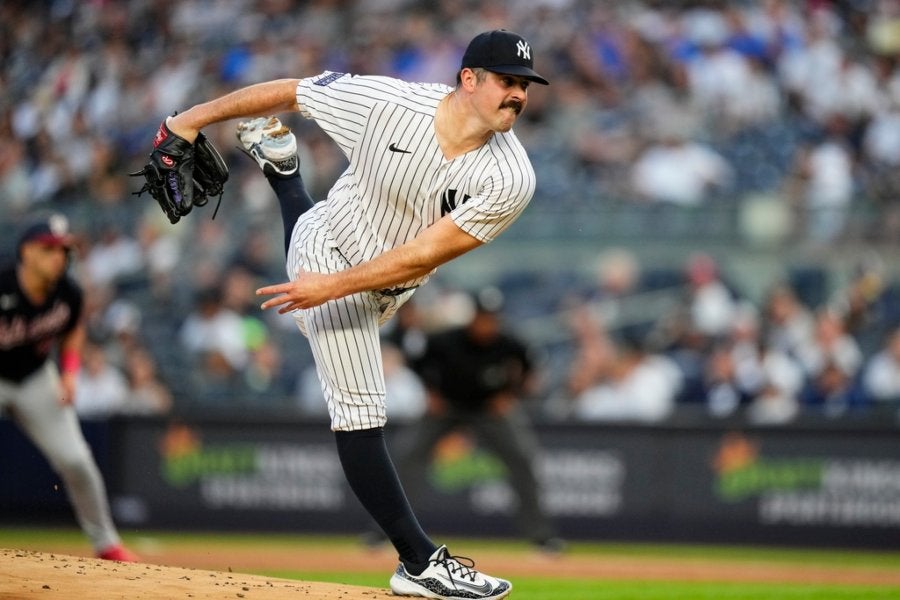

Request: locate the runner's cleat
(97, 544), (139, 562)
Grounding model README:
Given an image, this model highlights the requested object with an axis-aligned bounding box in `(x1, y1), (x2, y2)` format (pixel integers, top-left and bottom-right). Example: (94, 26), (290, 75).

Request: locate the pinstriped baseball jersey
(288, 71), (537, 431)
(295, 71), (536, 289)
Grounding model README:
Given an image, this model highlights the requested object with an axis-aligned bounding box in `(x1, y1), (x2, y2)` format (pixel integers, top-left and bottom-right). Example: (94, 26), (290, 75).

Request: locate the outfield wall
(2, 416), (899, 549)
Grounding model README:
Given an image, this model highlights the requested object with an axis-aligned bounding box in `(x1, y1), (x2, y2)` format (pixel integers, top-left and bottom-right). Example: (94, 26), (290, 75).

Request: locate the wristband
(61, 350), (81, 374)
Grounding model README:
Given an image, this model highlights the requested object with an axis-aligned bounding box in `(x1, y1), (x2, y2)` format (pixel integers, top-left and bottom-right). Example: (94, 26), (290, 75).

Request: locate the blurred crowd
(1, 0), (899, 424)
(540, 247), (900, 424)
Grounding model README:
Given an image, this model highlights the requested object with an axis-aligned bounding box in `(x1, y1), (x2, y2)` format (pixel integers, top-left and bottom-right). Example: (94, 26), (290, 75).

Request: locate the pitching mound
(0, 548), (394, 600)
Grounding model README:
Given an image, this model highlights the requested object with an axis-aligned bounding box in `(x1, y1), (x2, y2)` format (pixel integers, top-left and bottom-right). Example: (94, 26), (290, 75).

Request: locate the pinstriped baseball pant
(287, 205), (415, 432)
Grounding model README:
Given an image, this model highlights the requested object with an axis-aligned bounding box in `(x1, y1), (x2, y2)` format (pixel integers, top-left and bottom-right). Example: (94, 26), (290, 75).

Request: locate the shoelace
(434, 551), (478, 584)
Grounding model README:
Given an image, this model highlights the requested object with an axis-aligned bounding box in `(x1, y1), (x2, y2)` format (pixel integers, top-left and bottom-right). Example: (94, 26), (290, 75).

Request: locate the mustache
(501, 100), (523, 114)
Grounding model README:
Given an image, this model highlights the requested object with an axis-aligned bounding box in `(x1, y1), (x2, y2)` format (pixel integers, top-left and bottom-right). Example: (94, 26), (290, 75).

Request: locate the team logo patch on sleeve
(314, 72), (346, 86)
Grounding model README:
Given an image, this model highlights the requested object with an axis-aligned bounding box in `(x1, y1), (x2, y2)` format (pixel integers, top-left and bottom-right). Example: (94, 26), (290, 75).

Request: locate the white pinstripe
(289, 72), (535, 431)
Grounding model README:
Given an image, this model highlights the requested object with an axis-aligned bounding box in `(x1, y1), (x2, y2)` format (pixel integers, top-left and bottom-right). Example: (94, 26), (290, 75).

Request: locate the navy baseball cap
(461, 30), (549, 85)
(17, 213), (74, 251)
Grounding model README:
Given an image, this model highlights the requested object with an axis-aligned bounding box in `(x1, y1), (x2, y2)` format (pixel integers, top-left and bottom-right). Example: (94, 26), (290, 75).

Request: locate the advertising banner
(3, 418), (898, 547)
(110, 419), (367, 532)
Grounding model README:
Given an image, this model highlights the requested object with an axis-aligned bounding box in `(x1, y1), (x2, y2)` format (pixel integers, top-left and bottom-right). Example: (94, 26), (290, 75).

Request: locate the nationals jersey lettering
(295, 72), (536, 289)
(0, 267), (82, 383)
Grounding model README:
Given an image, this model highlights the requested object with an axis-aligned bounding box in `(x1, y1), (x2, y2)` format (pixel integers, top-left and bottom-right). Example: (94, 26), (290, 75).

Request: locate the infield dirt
(0, 547), (392, 599)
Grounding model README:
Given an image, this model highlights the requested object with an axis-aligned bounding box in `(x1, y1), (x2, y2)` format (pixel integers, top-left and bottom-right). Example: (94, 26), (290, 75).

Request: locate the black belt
(377, 286), (417, 297)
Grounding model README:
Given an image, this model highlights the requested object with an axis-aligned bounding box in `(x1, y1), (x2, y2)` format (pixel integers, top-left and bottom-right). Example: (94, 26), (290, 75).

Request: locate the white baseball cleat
(236, 116), (299, 178)
(389, 545), (512, 599)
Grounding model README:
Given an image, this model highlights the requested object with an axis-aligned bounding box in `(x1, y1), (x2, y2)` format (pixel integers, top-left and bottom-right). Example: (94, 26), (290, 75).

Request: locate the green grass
(3, 527), (900, 600)
(258, 571), (900, 600)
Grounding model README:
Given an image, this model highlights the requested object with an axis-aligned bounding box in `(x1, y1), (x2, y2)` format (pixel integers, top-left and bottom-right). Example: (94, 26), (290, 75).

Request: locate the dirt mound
(0, 548), (394, 600)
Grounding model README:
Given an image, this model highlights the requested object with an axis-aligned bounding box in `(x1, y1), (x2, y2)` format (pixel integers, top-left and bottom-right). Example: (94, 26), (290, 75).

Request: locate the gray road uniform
(0, 266), (122, 553)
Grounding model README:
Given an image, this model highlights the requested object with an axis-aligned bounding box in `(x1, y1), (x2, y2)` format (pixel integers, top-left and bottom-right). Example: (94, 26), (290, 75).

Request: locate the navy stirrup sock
(334, 428), (436, 568)
(268, 173), (315, 256)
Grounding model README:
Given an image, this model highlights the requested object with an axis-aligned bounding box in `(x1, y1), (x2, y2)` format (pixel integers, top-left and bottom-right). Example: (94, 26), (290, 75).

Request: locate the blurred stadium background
(2, 0), (900, 549)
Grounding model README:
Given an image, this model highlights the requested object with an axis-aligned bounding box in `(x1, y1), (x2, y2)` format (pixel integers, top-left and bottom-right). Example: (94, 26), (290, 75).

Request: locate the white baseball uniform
(288, 72), (536, 431)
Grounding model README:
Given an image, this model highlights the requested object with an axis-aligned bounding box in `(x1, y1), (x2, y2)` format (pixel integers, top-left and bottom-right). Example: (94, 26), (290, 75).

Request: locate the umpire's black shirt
(417, 327), (532, 412)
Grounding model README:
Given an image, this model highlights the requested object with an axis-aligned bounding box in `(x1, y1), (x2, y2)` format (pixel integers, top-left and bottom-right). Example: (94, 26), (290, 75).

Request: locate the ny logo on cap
(516, 40), (531, 60)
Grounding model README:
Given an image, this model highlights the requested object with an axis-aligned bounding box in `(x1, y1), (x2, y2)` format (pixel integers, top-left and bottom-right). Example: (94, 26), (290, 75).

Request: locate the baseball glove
(131, 118), (229, 224)
(191, 131), (229, 215)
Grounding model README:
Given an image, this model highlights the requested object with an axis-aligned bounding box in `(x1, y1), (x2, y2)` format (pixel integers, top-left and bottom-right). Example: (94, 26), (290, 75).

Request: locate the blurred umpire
(395, 287), (564, 552)
(0, 213), (136, 561)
